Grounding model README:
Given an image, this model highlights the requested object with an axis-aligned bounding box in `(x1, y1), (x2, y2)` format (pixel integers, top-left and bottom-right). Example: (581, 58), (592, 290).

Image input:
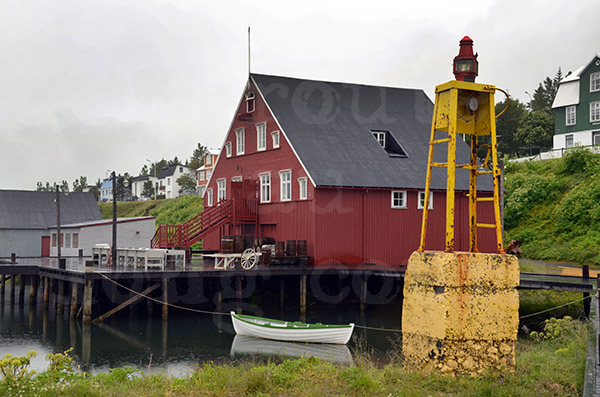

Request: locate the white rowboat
(230, 311), (354, 345)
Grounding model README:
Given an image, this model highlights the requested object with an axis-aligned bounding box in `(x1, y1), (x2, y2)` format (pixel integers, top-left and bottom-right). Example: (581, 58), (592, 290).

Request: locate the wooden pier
(0, 257), (595, 327)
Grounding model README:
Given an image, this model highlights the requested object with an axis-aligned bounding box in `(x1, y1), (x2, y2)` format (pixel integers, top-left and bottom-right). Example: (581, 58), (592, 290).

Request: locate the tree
(149, 159), (168, 177)
(515, 110), (554, 152)
(495, 97), (527, 157)
(529, 68), (562, 114)
(188, 143), (208, 171)
(176, 172), (197, 194)
(36, 182), (53, 191)
(140, 165), (149, 176)
(142, 180), (155, 198)
(72, 176), (88, 192)
(88, 185), (100, 201)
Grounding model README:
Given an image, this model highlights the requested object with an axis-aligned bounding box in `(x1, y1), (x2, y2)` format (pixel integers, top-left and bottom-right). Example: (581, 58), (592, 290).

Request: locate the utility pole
(56, 185), (61, 259)
(112, 172), (117, 266)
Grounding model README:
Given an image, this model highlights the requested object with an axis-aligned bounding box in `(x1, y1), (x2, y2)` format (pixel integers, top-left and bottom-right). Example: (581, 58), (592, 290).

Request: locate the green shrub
(560, 145), (596, 174)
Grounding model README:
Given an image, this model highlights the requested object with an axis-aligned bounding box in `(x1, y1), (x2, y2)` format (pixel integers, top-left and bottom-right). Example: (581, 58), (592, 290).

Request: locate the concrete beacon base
(402, 251), (520, 376)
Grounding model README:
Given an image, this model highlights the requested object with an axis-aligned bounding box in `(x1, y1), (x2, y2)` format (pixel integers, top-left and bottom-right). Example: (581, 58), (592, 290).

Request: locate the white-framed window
(591, 72), (600, 92)
(206, 189), (213, 206)
(298, 177), (307, 200)
(391, 191), (407, 209)
(72, 233), (79, 249)
(566, 134), (574, 148)
(279, 170), (292, 201)
(373, 131), (386, 147)
(235, 128), (245, 155)
(594, 131), (600, 146)
(566, 106), (576, 126)
(246, 91), (255, 113)
(225, 142), (232, 157)
(65, 233), (71, 248)
(167, 178), (171, 186)
(199, 171), (205, 182)
(205, 154), (212, 166)
(257, 123), (267, 151)
(591, 102), (600, 123)
(272, 131), (280, 148)
(206, 170), (212, 180)
(217, 179), (226, 201)
(418, 191), (434, 210)
(259, 173), (271, 203)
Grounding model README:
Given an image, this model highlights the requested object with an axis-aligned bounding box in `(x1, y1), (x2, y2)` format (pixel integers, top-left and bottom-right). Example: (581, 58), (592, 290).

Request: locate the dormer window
(246, 91), (255, 113)
(371, 130), (407, 157)
(373, 131), (385, 147)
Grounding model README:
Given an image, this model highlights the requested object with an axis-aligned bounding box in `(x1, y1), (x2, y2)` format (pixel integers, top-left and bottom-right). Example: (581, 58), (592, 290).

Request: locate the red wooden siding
(312, 188), (497, 268)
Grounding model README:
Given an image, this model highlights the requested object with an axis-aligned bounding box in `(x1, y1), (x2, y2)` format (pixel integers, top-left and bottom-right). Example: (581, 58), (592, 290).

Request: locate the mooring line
(98, 273), (593, 331)
(354, 324), (402, 333)
(97, 273), (230, 316)
(518, 294), (594, 320)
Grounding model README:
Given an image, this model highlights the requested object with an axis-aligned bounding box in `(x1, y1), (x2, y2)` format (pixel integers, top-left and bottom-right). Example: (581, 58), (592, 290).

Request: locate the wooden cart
(205, 248), (261, 270)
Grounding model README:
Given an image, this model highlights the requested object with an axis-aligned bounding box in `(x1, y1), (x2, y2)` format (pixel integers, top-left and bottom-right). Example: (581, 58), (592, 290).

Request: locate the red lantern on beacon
(453, 36), (479, 82)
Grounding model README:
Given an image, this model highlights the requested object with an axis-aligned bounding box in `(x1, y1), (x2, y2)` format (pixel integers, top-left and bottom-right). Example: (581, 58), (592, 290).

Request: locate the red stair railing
(150, 198), (257, 249)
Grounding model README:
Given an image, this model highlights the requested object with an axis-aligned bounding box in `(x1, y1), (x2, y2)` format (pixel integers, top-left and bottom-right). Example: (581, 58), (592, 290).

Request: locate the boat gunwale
(231, 312), (354, 330)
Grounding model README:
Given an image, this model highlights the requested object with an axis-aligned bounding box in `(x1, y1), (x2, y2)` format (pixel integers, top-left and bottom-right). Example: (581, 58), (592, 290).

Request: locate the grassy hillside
(98, 195), (203, 226)
(504, 147), (600, 266)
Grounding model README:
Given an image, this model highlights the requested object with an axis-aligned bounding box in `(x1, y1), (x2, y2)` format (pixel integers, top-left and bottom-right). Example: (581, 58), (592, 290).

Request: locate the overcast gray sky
(1, 0), (598, 190)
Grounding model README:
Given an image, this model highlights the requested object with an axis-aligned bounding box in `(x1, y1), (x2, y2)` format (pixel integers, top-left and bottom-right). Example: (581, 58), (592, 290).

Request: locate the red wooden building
(153, 74), (497, 268)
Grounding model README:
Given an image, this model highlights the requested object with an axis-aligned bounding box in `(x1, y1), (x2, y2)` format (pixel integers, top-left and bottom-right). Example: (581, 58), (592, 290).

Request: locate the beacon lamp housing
(453, 36), (479, 83)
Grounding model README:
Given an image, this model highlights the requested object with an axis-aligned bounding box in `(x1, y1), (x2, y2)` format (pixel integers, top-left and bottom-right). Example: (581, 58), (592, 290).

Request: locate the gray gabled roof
(0, 190), (102, 230)
(251, 74), (491, 191)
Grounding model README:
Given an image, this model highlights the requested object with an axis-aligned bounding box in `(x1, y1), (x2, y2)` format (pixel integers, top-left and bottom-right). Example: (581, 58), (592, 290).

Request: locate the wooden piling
(216, 290), (223, 332)
(161, 277), (168, 321)
(10, 275), (16, 303)
(360, 277), (367, 314)
(18, 275), (26, 305)
(82, 323), (91, 371)
(279, 277), (285, 310)
(236, 277), (243, 314)
(83, 279), (93, 324)
(147, 292), (153, 316)
(583, 264), (590, 318)
(29, 276), (37, 305)
(1, 274), (5, 300)
(57, 280), (65, 316)
(43, 277), (49, 309)
(300, 275), (307, 315)
(70, 283), (78, 320)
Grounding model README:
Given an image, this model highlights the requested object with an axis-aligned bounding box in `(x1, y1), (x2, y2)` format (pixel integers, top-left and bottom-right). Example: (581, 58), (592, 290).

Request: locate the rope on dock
(97, 273), (230, 316)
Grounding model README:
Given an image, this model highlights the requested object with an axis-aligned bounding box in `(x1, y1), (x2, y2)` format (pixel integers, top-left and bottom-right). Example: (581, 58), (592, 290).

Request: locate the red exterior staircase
(151, 198), (258, 249)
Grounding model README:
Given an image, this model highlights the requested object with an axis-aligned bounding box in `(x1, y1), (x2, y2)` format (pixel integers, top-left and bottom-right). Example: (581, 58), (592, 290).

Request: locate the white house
(48, 216), (156, 257)
(157, 164), (191, 199)
(131, 175), (159, 199)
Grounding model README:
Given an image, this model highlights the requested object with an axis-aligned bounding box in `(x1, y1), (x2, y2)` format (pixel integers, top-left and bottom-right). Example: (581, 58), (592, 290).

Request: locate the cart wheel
(240, 248), (257, 270)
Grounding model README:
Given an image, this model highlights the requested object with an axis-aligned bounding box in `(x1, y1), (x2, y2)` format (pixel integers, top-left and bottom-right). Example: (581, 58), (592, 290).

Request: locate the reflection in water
(0, 286), (400, 375)
(230, 335), (353, 365)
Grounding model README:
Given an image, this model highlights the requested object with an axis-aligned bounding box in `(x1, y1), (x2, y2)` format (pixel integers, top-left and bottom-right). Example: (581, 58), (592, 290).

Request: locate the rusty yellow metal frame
(418, 80), (504, 254)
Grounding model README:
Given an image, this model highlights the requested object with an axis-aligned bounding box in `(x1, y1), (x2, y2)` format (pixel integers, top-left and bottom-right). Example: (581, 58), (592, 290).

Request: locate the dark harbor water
(0, 287), (402, 375)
